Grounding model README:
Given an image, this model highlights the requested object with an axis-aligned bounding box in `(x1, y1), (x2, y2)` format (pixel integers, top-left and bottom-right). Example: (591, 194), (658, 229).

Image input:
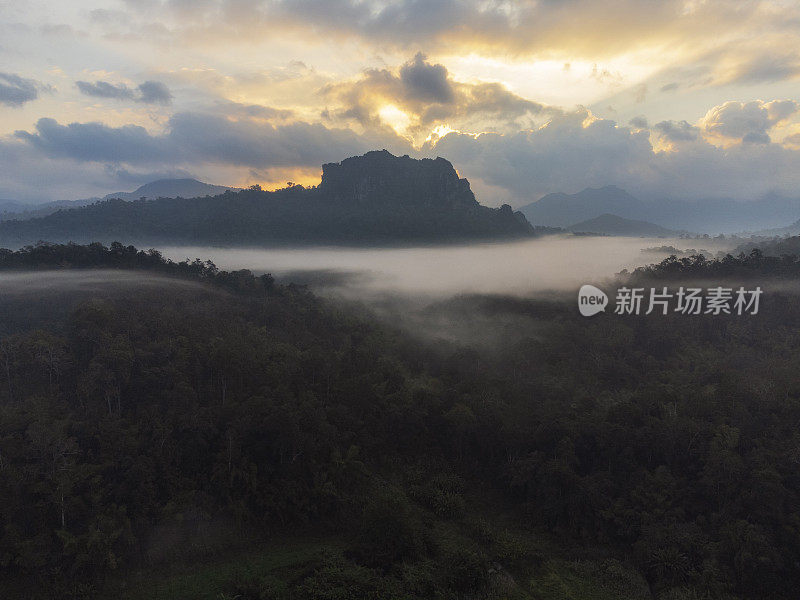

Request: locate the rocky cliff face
(319, 150), (479, 210)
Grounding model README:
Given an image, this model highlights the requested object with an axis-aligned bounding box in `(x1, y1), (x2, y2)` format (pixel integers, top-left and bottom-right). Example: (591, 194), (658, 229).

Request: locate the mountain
(567, 213), (677, 236)
(0, 150), (535, 247)
(741, 217), (800, 238)
(0, 199), (33, 214)
(1, 198), (100, 221)
(0, 179), (237, 223)
(519, 186), (800, 233)
(521, 186), (643, 228)
(103, 178), (238, 201)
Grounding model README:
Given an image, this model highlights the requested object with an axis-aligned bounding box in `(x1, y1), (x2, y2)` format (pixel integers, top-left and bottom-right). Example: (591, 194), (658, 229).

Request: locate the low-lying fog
(0, 237), (755, 348)
(0, 270), (211, 295)
(161, 236), (733, 297)
(0, 270), (222, 334)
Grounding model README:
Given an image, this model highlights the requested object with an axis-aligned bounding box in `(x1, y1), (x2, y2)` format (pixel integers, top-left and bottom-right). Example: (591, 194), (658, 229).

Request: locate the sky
(1, 0), (800, 206)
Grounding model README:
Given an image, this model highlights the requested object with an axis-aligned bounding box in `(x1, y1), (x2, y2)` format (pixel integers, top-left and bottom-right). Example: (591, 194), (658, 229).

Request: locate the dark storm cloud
(654, 120), (698, 142)
(0, 72), (47, 107)
(76, 80), (135, 100)
(137, 80), (172, 104)
(742, 131), (771, 145)
(16, 118), (166, 162)
(14, 112), (412, 168)
(399, 52), (454, 104)
(165, 112), (387, 166)
(76, 80), (173, 104)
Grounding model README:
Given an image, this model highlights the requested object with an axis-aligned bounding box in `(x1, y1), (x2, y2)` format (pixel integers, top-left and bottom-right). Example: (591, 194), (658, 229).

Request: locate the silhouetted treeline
(629, 247), (800, 279)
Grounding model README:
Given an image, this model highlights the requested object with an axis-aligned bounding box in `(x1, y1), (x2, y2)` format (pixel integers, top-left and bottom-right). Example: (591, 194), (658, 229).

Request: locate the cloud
(214, 100), (295, 121)
(783, 133), (800, 149)
(39, 24), (82, 37)
(3, 109), (412, 199)
(14, 112), (412, 168)
(628, 116), (648, 129)
(100, 0), (800, 80)
(16, 118), (166, 162)
(165, 112), (409, 167)
(321, 53), (551, 138)
(422, 106), (800, 203)
(0, 139), (136, 202)
(399, 52), (454, 104)
(76, 79), (173, 104)
(9, 95), (800, 207)
(137, 80), (172, 104)
(699, 100), (799, 144)
(0, 72), (47, 107)
(654, 120), (699, 142)
(721, 52), (800, 85)
(76, 80), (135, 100)
(426, 110), (655, 200)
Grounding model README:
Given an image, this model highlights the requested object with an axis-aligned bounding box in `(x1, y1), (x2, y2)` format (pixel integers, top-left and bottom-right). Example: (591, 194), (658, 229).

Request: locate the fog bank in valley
(0, 270), (212, 295)
(158, 236), (733, 350)
(0, 270), (221, 334)
(161, 236), (731, 297)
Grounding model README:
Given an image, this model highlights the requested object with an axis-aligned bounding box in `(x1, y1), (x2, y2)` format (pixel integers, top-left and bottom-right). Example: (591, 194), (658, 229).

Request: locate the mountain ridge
(519, 185), (800, 233)
(567, 213), (677, 237)
(0, 178), (239, 222)
(0, 150), (536, 248)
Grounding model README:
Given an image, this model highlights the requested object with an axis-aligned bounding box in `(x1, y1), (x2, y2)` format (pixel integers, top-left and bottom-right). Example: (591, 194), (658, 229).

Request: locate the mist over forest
(4, 0), (800, 597)
(1, 236), (799, 600)
(159, 236), (712, 298)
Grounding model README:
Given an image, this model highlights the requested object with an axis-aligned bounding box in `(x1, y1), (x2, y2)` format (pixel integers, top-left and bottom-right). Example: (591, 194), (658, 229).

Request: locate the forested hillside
(0, 152), (536, 248)
(1, 244), (800, 599)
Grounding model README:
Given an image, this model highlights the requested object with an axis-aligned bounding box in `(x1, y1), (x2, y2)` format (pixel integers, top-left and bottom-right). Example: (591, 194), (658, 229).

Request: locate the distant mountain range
(0, 151), (535, 248)
(741, 218), (800, 238)
(9, 166), (796, 247)
(567, 213), (677, 237)
(521, 186), (643, 228)
(0, 197), (98, 221)
(102, 178), (238, 202)
(520, 185), (800, 233)
(0, 179), (239, 222)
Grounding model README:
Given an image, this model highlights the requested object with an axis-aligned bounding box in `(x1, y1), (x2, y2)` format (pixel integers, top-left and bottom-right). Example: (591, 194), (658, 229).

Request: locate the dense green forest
(2, 244), (800, 599)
